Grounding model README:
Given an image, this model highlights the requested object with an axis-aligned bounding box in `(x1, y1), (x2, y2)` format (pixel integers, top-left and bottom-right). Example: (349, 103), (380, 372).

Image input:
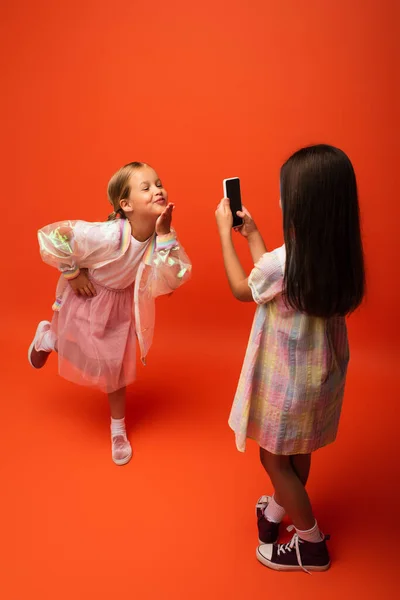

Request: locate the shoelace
(277, 528), (310, 574)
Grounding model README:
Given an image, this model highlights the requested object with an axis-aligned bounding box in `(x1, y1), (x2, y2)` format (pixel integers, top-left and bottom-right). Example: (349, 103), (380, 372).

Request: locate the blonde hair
(107, 162), (147, 220)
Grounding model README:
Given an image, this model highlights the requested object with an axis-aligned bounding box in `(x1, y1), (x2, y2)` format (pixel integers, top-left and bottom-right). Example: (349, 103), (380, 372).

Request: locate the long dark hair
(281, 144), (365, 318)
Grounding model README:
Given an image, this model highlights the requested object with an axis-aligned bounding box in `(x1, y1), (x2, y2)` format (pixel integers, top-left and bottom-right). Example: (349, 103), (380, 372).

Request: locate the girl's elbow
(232, 289), (241, 301)
(232, 284), (253, 302)
(232, 288), (247, 302)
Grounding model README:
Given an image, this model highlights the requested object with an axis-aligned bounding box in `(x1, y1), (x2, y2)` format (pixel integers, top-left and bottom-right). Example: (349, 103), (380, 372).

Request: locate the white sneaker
(28, 321), (52, 369)
(111, 435), (132, 466)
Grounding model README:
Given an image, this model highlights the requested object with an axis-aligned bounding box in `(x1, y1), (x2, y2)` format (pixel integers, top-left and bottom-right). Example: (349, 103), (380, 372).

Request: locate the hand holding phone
(223, 177), (243, 228)
(234, 207), (258, 238)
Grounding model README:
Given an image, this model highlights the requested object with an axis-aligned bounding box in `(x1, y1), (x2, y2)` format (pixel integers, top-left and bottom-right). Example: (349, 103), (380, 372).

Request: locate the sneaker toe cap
(257, 543), (274, 560)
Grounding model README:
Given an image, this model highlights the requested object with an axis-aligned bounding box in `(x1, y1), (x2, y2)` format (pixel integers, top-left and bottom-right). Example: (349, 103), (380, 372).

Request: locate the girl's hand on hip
(215, 198), (233, 236)
(156, 203), (174, 236)
(68, 269), (96, 297)
(234, 206), (258, 238)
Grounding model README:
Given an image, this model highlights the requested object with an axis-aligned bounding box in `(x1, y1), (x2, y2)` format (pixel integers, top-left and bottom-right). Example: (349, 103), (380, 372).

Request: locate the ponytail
(107, 208), (126, 221)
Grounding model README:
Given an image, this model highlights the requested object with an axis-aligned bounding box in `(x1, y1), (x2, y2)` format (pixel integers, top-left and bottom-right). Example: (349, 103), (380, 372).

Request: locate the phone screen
(224, 178), (243, 228)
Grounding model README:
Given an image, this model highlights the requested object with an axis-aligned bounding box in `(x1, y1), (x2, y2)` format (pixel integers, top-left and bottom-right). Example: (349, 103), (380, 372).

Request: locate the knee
(259, 447), (290, 476)
(259, 447), (269, 470)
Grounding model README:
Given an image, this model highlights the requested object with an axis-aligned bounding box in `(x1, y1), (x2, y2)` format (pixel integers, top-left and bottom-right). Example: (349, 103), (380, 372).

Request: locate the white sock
(264, 496), (286, 523)
(111, 417), (126, 438)
(296, 520), (323, 543)
(37, 330), (57, 353)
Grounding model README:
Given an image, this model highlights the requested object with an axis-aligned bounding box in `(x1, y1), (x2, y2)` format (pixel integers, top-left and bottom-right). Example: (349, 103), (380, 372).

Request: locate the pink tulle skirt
(51, 280), (136, 394)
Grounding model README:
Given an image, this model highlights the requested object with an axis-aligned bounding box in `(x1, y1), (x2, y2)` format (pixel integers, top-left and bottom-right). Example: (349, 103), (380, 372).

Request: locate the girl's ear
(120, 198), (133, 214)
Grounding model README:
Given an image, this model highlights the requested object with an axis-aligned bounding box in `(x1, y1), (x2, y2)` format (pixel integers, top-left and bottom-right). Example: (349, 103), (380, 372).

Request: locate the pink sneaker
(28, 321), (52, 369)
(112, 435), (132, 466)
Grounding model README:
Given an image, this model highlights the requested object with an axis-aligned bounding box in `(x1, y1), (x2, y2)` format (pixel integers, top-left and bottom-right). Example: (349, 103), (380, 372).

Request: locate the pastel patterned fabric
(229, 246), (349, 455)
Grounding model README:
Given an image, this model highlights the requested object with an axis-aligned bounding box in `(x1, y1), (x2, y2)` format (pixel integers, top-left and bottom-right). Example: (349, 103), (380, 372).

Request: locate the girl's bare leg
(260, 448), (315, 531)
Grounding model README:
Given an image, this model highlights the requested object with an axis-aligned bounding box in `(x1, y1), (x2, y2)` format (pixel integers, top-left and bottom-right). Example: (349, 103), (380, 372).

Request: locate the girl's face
(121, 166), (168, 220)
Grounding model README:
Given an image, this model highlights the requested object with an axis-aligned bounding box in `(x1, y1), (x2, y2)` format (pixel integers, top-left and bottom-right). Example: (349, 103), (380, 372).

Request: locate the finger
(88, 282), (96, 296)
(237, 211), (249, 222)
(163, 205), (172, 216)
(217, 198), (229, 213)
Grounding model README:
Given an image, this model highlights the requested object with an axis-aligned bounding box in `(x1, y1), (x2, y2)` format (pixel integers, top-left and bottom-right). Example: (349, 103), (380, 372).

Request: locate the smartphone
(223, 177), (243, 228)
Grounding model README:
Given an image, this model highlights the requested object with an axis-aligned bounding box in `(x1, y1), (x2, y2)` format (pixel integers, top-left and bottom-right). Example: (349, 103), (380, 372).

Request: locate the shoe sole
(112, 450), (133, 466)
(28, 321), (51, 369)
(256, 547), (330, 572)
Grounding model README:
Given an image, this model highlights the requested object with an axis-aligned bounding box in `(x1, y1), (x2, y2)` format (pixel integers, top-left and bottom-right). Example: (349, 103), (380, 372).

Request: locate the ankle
(111, 417), (127, 438)
(264, 495), (286, 524)
(295, 520), (324, 543)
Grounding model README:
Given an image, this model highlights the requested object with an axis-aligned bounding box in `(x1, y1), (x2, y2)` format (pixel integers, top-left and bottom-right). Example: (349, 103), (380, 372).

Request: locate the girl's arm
(38, 219), (128, 279)
(218, 232), (253, 301)
(247, 230), (267, 264)
(217, 200), (284, 305)
(149, 204), (192, 297)
(236, 207), (267, 264)
(215, 198), (253, 302)
(151, 233), (192, 297)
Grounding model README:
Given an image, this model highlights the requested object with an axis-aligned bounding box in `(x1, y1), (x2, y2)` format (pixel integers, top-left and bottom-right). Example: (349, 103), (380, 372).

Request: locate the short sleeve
(248, 246), (285, 304)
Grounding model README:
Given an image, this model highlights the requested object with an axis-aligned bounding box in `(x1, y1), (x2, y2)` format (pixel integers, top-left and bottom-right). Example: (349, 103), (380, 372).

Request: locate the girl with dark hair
(215, 145), (365, 572)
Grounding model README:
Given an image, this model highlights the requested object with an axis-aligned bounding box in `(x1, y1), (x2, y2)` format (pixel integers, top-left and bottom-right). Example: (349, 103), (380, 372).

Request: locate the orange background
(0, 1), (398, 598)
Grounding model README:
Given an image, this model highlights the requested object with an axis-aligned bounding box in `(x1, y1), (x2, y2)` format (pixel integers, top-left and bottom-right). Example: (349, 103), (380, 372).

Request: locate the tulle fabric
(51, 280), (136, 394)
